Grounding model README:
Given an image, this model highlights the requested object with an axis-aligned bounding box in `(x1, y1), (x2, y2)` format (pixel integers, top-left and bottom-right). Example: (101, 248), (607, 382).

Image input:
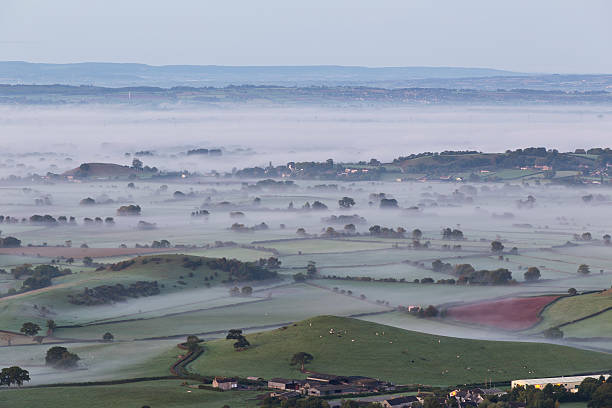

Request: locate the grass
(532, 290), (612, 332)
(269, 239), (394, 255)
(562, 310), (612, 338)
(1, 379), (261, 408)
(52, 284), (388, 340)
(189, 316), (612, 387)
(0, 339), (180, 385)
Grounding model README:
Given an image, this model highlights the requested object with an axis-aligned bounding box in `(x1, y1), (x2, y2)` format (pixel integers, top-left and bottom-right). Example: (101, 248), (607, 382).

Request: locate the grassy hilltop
(190, 315), (612, 386)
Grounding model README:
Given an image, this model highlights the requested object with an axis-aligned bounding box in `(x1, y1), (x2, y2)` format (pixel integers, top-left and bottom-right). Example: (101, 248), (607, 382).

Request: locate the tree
(45, 346), (80, 369)
(589, 382), (612, 408)
(132, 158), (143, 169)
(293, 272), (306, 282)
(102, 332), (114, 342)
(226, 329), (243, 340)
(524, 267), (541, 281)
(185, 335), (201, 351)
(491, 240), (504, 253)
(233, 336), (250, 349)
(83, 256), (94, 267)
(568, 287), (578, 296)
(578, 264), (591, 275)
(0, 366), (30, 387)
(543, 327), (564, 339)
(20, 322), (40, 336)
(344, 224), (356, 233)
(290, 352), (314, 371)
(423, 396), (440, 408)
(46, 319), (57, 333)
(306, 261), (317, 277)
(379, 198), (399, 208)
(412, 229), (423, 240)
(338, 197), (355, 209)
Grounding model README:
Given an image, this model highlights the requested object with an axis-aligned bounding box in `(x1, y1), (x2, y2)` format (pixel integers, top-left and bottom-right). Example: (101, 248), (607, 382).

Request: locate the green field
(188, 316), (612, 386)
(532, 290), (612, 332)
(562, 309), (612, 338)
(1, 380), (261, 408)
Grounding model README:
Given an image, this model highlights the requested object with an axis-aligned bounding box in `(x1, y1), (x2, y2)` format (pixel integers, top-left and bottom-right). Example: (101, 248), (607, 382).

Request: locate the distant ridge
(0, 61), (526, 88)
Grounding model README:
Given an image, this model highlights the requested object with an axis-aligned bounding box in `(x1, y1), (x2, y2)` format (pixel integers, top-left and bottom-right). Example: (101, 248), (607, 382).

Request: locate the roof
(214, 377), (237, 383)
(385, 396), (419, 406)
(269, 378), (296, 384)
(512, 374), (610, 385)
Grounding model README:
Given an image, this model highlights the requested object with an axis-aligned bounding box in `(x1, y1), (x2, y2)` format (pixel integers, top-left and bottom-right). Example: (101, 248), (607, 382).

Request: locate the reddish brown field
(446, 295), (560, 330)
(0, 246), (172, 259)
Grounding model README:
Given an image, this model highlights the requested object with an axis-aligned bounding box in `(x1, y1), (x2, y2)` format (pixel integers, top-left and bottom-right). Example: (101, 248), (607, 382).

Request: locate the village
(203, 371), (611, 408)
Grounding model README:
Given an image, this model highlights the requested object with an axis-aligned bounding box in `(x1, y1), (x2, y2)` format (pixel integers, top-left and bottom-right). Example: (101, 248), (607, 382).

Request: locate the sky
(0, 0), (611, 73)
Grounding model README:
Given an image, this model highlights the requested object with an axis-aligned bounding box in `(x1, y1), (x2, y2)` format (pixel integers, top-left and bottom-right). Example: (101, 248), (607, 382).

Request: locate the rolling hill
(189, 315), (612, 386)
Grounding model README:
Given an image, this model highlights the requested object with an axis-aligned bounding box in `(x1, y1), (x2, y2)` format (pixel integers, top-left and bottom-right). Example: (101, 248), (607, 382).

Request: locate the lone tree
(0, 366), (30, 387)
(45, 346), (80, 369)
(491, 240), (504, 253)
(20, 322), (40, 337)
(524, 267), (541, 282)
(46, 320), (56, 333)
(185, 335), (201, 352)
(543, 327), (564, 339)
(412, 229), (423, 240)
(290, 352), (314, 371)
(578, 264), (591, 275)
(338, 197), (355, 209)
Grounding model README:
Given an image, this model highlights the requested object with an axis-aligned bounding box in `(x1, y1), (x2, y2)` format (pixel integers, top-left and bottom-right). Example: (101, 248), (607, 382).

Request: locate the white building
(511, 374), (610, 393)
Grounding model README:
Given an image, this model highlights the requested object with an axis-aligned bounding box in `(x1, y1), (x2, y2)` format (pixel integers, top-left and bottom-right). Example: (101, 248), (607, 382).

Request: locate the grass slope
(1, 380), (260, 408)
(532, 290), (612, 332)
(190, 316), (612, 387)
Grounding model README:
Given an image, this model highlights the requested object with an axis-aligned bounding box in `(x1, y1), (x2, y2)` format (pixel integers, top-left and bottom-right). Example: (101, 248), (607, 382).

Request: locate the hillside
(189, 315), (612, 386)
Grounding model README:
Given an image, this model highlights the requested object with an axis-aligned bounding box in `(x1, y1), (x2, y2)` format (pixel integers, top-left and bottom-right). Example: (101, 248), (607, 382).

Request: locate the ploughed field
(445, 295), (560, 330)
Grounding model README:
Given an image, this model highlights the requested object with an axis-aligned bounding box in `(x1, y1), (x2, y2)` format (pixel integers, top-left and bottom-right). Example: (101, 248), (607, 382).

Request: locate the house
(268, 378), (300, 390)
(212, 377), (238, 390)
(511, 374), (610, 393)
(381, 396), (419, 408)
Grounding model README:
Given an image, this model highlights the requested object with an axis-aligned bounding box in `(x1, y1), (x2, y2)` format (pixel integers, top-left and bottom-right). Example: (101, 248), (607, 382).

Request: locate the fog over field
(1, 104), (612, 178)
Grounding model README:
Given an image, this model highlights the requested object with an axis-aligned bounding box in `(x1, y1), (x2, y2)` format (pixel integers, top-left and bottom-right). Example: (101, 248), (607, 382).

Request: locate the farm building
(268, 378), (300, 390)
(212, 377), (238, 390)
(381, 396), (419, 408)
(511, 374), (610, 393)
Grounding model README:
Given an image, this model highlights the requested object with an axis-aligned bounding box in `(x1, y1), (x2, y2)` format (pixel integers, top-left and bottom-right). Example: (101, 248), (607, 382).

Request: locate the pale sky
(1, 0), (611, 73)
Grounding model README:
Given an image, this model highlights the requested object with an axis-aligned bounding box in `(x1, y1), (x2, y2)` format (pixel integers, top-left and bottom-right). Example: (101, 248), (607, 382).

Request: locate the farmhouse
(381, 396), (419, 408)
(268, 378), (301, 390)
(212, 377), (238, 390)
(511, 374), (610, 393)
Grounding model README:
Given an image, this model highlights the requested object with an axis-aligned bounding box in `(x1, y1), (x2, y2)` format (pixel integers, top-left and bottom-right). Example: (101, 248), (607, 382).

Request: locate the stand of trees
(45, 346), (80, 369)
(68, 281), (160, 305)
(0, 366), (30, 387)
